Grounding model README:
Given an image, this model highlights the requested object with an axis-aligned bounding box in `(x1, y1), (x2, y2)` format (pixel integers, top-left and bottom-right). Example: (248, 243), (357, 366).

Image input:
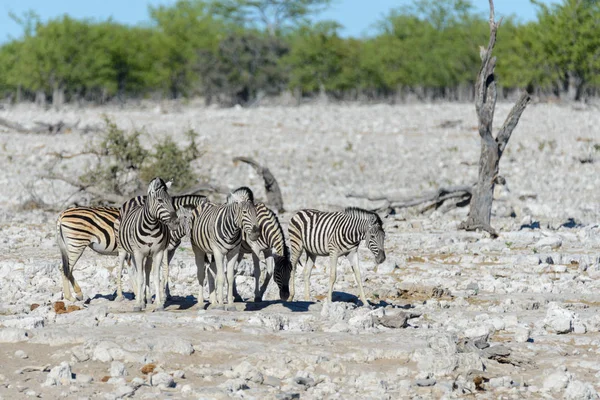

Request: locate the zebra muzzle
(248, 226), (260, 241)
(376, 251), (386, 264)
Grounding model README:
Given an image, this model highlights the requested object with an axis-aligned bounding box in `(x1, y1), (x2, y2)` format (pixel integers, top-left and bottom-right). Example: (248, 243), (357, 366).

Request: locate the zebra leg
(254, 253), (265, 302)
(133, 253), (146, 312)
(348, 250), (368, 306)
(192, 245), (207, 306)
(164, 248), (176, 301)
(153, 250), (165, 311)
(288, 250), (302, 302)
(233, 252), (245, 302)
(126, 255), (139, 299)
(208, 257), (217, 304)
(303, 253), (317, 301)
(327, 254), (339, 303)
(225, 248), (240, 306)
(115, 250), (128, 301)
(214, 251), (226, 306)
(144, 257), (153, 305)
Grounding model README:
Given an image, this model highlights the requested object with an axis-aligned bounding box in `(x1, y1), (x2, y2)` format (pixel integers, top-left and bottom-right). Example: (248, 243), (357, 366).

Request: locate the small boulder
(150, 372), (175, 388)
(43, 362), (73, 386)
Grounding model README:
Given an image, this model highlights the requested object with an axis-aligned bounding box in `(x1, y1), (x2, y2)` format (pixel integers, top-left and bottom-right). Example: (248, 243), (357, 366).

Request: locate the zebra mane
(227, 186), (254, 204)
(260, 203), (290, 260)
(343, 207), (383, 227)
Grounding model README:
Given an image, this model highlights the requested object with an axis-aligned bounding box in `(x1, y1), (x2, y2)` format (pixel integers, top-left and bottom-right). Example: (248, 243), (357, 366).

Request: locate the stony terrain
(1, 101), (600, 399)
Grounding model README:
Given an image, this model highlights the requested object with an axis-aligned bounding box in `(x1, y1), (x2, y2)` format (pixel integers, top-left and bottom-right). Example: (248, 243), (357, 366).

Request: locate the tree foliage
(0, 0), (599, 104)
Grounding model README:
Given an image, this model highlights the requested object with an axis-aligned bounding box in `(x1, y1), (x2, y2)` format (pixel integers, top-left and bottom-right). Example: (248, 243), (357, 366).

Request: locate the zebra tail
(56, 221), (71, 277)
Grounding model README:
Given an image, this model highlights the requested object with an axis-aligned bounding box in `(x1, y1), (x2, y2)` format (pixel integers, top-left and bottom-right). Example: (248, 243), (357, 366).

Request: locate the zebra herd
(56, 177), (387, 311)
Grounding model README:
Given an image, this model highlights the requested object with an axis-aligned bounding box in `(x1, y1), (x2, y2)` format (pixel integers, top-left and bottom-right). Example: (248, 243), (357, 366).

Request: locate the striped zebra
(288, 207), (386, 305)
(56, 194), (205, 301)
(190, 200), (260, 306)
(114, 204), (196, 302)
(117, 178), (178, 311)
(226, 187), (291, 301)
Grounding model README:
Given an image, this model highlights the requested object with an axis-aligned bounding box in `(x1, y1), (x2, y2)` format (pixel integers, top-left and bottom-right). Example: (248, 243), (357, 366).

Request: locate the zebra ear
(166, 180), (173, 190)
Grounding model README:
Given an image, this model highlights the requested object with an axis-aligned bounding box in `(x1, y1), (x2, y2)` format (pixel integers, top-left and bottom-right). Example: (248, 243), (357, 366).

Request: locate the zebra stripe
(56, 206), (120, 301)
(236, 202), (291, 301)
(56, 195), (205, 301)
(190, 200), (259, 306)
(288, 207), (386, 304)
(117, 178), (177, 311)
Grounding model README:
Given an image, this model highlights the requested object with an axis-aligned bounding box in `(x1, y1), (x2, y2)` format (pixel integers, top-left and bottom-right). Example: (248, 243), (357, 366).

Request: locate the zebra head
(366, 222), (386, 264)
(147, 177), (178, 229)
(238, 200), (260, 242)
(227, 186), (254, 204)
(273, 255), (291, 301)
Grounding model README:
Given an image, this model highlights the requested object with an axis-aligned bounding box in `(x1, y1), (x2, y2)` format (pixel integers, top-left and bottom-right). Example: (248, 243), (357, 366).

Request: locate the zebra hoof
(210, 304), (226, 311)
(226, 305), (237, 312)
(133, 305), (144, 312)
(154, 306), (165, 312)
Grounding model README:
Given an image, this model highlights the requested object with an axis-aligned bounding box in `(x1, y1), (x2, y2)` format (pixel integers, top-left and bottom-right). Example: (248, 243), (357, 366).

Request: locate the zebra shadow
(243, 300), (315, 312)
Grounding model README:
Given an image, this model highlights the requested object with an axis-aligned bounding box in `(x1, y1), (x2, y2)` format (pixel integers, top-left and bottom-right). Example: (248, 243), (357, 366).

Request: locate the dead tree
(458, 0), (530, 237)
(232, 156), (285, 213)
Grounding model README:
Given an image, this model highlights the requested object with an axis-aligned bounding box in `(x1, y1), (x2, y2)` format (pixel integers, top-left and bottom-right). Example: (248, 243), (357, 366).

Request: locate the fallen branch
(347, 185), (473, 213)
(233, 156), (285, 213)
(0, 116), (101, 135)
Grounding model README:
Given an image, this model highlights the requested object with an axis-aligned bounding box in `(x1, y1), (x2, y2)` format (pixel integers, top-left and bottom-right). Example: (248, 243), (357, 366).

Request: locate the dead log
(233, 156), (285, 213)
(0, 116), (84, 134)
(347, 185), (473, 213)
(458, 0), (531, 238)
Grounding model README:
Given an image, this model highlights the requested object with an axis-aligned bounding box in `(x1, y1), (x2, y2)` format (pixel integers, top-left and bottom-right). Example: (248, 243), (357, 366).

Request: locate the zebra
(190, 200), (260, 306)
(114, 203), (196, 302)
(117, 177), (178, 311)
(225, 187), (290, 301)
(56, 194), (205, 301)
(288, 207), (386, 305)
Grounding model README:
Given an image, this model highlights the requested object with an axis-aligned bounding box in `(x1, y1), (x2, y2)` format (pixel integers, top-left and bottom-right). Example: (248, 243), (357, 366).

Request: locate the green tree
(532, 0), (600, 99)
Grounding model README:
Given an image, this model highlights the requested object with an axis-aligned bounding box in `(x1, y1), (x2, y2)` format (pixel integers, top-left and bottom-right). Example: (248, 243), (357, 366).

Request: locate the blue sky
(0, 0), (558, 43)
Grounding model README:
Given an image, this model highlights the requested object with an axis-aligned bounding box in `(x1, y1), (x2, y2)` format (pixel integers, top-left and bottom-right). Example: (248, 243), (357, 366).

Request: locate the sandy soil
(1, 101), (600, 399)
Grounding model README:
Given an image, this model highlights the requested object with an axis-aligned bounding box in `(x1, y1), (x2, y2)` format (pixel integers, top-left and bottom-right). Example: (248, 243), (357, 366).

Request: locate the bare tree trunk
(52, 84), (64, 110)
(458, 0), (531, 237)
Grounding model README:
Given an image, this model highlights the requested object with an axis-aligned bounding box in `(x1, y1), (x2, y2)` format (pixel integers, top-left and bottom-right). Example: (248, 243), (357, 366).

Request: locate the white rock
(232, 361), (263, 384)
(320, 301), (355, 322)
(150, 372), (175, 388)
(2, 317), (44, 330)
(543, 369), (570, 391)
(564, 380), (599, 400)
(514, 327), (531, 343)
(535, 235), (562, 249)
(543, 302), (576, 334)
(574, 319), (587, 334)
(44, 361), (73, 386)
(110, 361), (127, 377)
(0, 328), (29, 343)
(14, 350), (28, 359)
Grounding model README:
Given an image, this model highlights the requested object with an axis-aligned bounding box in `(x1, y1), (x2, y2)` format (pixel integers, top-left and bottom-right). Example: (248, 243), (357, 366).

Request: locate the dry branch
(347, 185), (473, 213)
(233, 156), (285, 213)
(0, 116), (101, 135)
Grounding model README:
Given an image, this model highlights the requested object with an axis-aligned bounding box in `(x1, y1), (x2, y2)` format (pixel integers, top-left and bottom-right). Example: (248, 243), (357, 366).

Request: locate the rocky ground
(1, 100), (600, 399)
